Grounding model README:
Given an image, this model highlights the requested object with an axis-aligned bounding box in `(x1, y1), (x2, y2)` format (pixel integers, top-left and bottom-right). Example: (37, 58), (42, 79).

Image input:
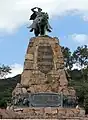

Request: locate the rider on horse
(29, 7), (52, 33)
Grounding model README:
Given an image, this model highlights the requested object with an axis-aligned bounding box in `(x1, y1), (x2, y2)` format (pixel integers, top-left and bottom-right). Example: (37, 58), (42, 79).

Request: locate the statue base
(11, 36), (79, 117)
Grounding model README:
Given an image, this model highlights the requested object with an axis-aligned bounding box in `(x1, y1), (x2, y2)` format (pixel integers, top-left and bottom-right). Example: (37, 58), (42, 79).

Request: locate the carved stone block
(24, 60), (34, 70)
(25, 54), (33, 60)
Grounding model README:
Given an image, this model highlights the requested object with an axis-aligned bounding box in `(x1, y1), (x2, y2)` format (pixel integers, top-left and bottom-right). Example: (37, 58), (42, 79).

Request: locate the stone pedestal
(20, 36), (75, 96)
(10, 36), (86, 118)
(11, 36), (79, 118)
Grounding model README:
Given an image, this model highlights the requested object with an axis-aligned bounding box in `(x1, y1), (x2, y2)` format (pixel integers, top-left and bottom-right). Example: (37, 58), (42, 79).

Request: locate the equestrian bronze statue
(28, 7), (52, 36)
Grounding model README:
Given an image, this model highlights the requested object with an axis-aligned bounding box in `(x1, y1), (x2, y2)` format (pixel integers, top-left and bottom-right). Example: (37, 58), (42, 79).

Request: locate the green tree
(72, 45), (88, 67)
(0, 99), (7, 108)
(0, 64), (11, 108)
(62, 45), (88, 113)
(0, 64), (11, 78)
(72, 45), (88, 82)
(61, 46), (73, 70)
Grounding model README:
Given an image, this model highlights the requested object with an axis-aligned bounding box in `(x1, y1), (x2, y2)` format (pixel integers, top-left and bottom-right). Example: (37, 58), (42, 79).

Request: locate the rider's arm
(31, 7), (37, 12)
(31, 7), (42, 12)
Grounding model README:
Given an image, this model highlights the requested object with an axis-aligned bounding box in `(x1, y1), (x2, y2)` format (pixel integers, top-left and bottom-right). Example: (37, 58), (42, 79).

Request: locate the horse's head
(38, 12), (48, 26)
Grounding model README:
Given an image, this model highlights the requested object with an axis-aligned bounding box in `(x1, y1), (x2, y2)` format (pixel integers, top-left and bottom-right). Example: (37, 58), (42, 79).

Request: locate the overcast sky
(0, 0), (88, 77)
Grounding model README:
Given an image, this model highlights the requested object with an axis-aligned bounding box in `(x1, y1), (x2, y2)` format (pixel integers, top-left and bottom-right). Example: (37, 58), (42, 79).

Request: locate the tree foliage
(0, 64), (11, 78)
(61, 46), (73, 70)
(72, 45), (88, 67)
(62, 45), (88, 113)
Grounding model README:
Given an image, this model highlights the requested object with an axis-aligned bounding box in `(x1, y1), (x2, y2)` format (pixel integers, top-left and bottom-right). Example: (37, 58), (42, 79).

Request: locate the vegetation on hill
(0, 74), (21, 108)
(61, 45), (88, 113)
(0, 64), (11, 78)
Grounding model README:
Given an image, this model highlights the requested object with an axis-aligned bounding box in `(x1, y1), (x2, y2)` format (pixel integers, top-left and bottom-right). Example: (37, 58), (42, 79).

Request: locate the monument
(28, 7), (52, 36)
(10, 7), (85, 118)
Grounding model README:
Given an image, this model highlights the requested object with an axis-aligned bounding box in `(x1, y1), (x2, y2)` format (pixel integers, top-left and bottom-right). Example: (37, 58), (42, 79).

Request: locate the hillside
(0, 74), (21, 107)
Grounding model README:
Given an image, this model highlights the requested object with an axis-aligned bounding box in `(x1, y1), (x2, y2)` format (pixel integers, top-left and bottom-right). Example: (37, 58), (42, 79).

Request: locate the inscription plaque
(29, 93), (61, 107)
(37, 42), (54, 74)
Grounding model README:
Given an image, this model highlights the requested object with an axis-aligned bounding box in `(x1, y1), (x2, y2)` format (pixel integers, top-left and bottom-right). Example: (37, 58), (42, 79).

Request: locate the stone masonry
(21, 36), (75, 96)
(10, 36), (86, 119)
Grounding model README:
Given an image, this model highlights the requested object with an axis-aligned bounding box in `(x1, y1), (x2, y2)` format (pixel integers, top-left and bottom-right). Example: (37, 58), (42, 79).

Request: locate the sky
(0, 0), (88, 77)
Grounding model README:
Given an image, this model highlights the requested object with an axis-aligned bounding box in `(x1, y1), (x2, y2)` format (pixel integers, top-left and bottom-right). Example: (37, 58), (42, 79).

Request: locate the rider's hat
(38, 8), (42, 11)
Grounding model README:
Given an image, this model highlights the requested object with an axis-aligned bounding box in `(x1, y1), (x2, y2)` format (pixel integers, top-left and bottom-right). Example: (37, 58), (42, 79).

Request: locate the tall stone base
(11, 36), (79, 117)
(10, 36), (85, 118)
(20, 36), (75, 96)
